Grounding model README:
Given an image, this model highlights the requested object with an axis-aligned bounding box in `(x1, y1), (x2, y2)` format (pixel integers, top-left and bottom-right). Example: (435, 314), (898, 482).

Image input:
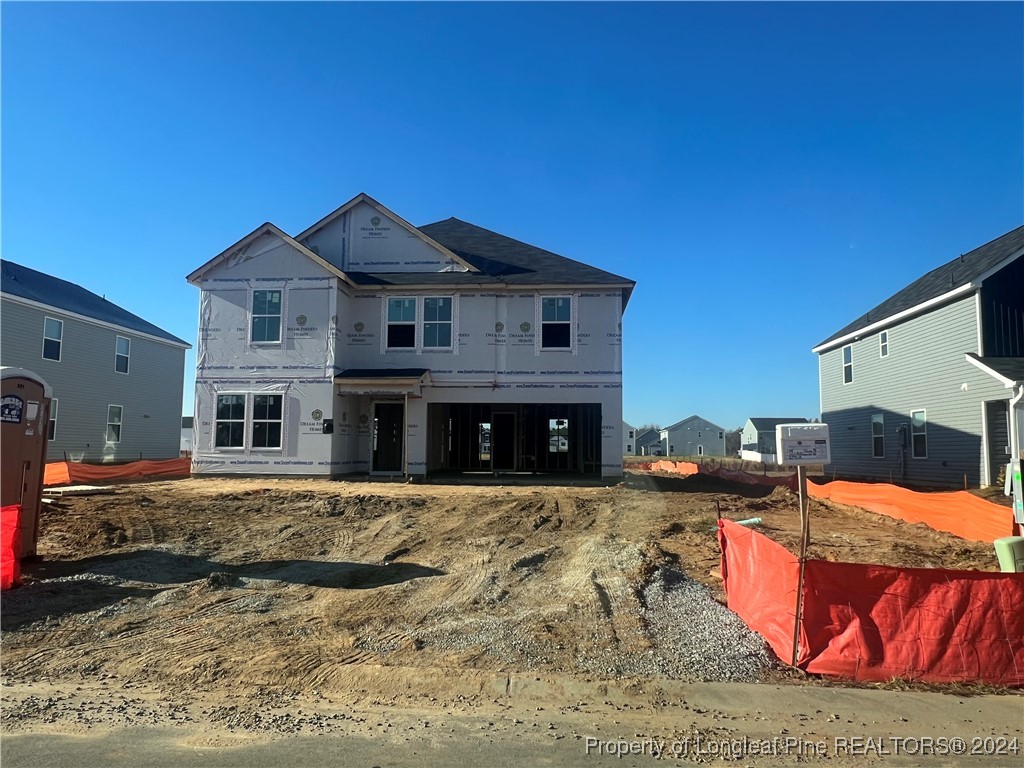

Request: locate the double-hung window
(43, 317), (63, 361)
(871, 413), (884, 458)
(879, 331), (889, 358)
(215, 394), (246, 448)
(423, 297), (453, 348)
(106, 405), (123, 443)
(911, 410), (927, 458)
(541, 296), (571, 349)
(842, 345), (853, 384)
(251, 394), (283, 449)
(48, 398), (59, 440)
(115, 336), (131, 374)
(387, 298), (417, 348)
(252, 290), (282, 343)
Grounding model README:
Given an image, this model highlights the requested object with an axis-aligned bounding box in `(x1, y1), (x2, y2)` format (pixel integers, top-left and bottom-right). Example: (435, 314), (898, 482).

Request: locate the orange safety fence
(634, 463), (1014, 543)
(1, 505), (21, 590)
(718, 519), (1024, 686)
(43, 458), (191, 487)
(805, 479), (1014, 544)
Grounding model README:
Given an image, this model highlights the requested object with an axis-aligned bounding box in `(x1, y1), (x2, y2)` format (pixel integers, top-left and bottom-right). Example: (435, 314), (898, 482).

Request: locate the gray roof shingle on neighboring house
(748, 417), (809, 431)
(415, 218), (635, 300)
(1, 259), (189, 346)
(816, 225), (1024, 349)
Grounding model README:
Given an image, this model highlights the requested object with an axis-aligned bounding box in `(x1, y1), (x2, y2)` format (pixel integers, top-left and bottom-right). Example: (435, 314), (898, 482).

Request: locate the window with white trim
(115, 336), (131, 374)
(106, 405), (123, 443)
(423, 297), (453, 348)
(879, 331), (889, 358)
(251, 394), (283, 449)
(698, 445), (704, 456)
(871, 413), (884, 458)
(251, 290), (282, 343)
(842, 344), (853, 384)
(541, 296), (571, 349)
(387, 298), (416, 348)
(48, 398), (58, 441)
(215, 394), (246, 448)
(43, 317), (63, 361)
(911, 410), (927, 458)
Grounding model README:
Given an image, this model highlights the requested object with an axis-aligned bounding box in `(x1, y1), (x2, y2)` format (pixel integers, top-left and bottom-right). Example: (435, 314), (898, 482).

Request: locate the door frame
(371, 399), (405, 475)
(491, 410), (517, 472)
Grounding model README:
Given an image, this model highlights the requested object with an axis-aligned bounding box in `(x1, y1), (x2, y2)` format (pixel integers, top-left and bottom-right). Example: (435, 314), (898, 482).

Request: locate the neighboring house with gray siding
(623, 421), (636, 455)
(0, 260), (190, 463)
(813, 226), (1024, 488)
(660, 415), (726, 457)
(741, 417), (809, 461)
(634, 428), (662, 456)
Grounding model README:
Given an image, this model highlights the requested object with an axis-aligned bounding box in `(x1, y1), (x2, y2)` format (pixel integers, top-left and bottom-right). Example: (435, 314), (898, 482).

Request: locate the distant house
(741, 417), (810, 461)
(0, 260), (190, 463)
(660, 415), (726, 457)
(813, 226), (1023, 487)
(623, 421), (637, 455)
(634, 428), (663, 456)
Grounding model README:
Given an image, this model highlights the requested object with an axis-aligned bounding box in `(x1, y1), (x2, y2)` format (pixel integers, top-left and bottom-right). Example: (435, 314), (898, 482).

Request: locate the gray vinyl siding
(818, 294), (1008, 487)
(1, 297), (186, 462)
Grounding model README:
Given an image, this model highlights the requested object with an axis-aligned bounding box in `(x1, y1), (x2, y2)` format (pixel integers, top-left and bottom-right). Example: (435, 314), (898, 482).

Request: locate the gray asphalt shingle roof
(815, 226), (1024, 349)
(748, 417), (809, 431)
(1, 259), (189, 346)
(968, 355), (1024, 386)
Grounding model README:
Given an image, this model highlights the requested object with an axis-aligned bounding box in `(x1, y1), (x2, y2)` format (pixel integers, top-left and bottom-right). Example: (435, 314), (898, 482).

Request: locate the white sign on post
(776, 423), (831, 466)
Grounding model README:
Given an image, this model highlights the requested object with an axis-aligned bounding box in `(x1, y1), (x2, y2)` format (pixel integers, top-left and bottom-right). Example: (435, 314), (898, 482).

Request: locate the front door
(373, 403), (404, 473)
(492, 412), (516, 471)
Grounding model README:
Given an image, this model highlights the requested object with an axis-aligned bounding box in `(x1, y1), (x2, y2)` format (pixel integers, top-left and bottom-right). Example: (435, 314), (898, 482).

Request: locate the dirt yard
(1, 472), (1019, 766)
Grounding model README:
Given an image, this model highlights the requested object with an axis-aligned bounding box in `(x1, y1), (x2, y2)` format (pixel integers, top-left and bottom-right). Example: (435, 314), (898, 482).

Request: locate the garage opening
(428, 403), (602, 475)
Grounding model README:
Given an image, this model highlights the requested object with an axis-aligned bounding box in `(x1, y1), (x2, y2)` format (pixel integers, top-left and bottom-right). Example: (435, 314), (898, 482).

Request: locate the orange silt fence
(1, 505), (21, 590)
(806, 480), (1014, 544)
(43, 458), (191, 487)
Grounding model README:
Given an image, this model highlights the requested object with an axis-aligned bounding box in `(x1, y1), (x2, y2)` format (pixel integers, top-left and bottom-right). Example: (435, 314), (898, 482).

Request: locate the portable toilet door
(1, 367), (52, 558)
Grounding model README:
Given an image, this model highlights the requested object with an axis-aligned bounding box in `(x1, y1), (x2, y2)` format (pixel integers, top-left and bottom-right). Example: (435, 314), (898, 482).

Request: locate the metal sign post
(775, 423), (831, 668)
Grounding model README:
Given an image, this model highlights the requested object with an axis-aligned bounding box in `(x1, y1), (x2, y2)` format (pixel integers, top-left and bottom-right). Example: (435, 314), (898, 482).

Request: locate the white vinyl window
(387, 298), (416, 349)
(215, 394), (246, 448)
(43, 317), (63, 361)
(698, 445), (704, 456)
(872, 413), (884, 458)
(911, 410), (927, 459)
(423, 297), (453, 348)
(48, 398), (58, 441)
(842, 345), (853, 384)
(106, 405), (123, 443)
(541, 296), (572, 349)
(251, 394), (283, 449)
(115, 336), (131, 374)
(251, 290), (282, 343)
(879, 331), (889, 358)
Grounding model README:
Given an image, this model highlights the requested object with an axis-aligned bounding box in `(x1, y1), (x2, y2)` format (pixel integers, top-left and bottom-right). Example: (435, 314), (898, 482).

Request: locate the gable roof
(186, 222), (356, 287)
(965, 354), (1024, 388)
(814, 226), (1024, 352)
(1, 259), (189, 347)
(662, 414), (725, 432)
(634, 428), (661, 445)
(747, 417), (809, 432)
(417, 218), (635, 302)
(296, 193), (476, 273)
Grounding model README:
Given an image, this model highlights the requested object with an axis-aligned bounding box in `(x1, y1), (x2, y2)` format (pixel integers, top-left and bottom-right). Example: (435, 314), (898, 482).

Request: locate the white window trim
(250, 393), (285, 452)
(115, 335), (131, 375)
(536, 294), (576, 353)
(871, 413), (885, 459)
(249, 287), (285, 346)
(879, 331), (889, 359)
(214, 392), (249, 451)
(106, 404), (123, 444)
(911, 409), (927, 459)
(48, 397), (58, 441)
(422, 296), (455, 351)
(842, 344), (853, 384)
(42, 316), (63, 362)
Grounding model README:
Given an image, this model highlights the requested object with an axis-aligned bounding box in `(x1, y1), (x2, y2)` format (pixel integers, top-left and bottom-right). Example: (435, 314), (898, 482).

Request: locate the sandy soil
(1, 472), (1019, 765)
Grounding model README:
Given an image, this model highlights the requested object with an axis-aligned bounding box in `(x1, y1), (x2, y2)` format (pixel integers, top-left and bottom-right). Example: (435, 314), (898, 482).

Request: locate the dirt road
(1, 473), (1019, 765)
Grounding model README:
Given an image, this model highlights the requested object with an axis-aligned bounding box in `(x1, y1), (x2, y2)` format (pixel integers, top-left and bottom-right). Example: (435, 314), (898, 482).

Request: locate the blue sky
(3, 2), (1021, 430)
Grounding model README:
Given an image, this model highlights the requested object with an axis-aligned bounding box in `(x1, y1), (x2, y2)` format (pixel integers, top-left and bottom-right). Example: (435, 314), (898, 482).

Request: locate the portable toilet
(1, 367), (52, 558)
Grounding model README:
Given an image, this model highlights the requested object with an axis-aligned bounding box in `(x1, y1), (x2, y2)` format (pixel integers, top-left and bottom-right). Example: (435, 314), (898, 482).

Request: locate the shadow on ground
(622, 471), (776, 498)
